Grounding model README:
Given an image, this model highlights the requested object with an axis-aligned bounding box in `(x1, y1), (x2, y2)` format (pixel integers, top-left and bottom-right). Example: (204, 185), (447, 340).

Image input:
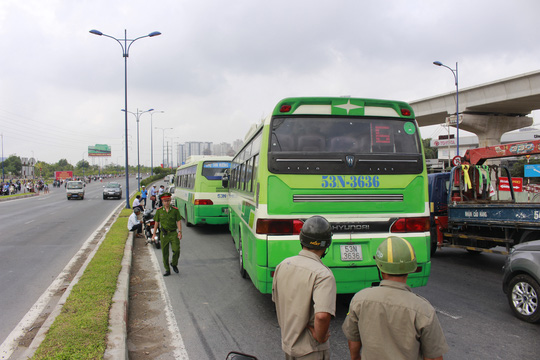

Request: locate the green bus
(228, 97), (431, 294)
(173, 156), (232, 226)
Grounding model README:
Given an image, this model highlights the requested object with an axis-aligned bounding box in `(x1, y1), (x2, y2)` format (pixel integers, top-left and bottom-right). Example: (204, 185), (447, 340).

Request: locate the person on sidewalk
(127, 207), (144, 238)
(272, 216), (336, 360)
(150, 185), (158, 209)
(141, 185), (148, 207)
(152, 193), (182, 276)
(342, 236), (448, 360)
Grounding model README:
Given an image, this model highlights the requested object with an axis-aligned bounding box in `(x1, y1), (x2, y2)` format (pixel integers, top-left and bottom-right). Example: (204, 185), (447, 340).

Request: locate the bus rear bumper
(256, 261), (431, 295)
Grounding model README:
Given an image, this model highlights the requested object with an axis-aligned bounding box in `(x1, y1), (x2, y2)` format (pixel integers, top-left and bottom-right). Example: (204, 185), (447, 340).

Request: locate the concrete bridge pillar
(460, 114), (533, 148)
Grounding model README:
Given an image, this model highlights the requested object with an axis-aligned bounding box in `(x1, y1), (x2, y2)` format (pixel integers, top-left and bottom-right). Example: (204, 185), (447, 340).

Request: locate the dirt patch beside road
(127, 237), (177, 360)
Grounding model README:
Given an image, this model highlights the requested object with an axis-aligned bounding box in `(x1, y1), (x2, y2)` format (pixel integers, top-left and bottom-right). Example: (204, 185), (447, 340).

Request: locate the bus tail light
(390, 217), (430, 233)
(194, 199), (213, 205)
(256, 219), (304, 235)
(400, 108), (411, 116)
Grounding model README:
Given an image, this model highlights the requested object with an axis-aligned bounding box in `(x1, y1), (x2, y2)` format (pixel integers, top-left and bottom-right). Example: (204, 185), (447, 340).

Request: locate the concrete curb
(0, 193), (39, 201)
(104, 232), (134, 360)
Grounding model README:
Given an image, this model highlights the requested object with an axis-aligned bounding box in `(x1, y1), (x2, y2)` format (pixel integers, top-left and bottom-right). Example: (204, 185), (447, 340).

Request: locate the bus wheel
(239, 234), (247, 279)
(184, 206), (193, 227)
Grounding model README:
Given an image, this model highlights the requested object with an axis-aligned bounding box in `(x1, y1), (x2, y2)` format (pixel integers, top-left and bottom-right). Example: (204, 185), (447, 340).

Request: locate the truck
(430, 139), (540, 255)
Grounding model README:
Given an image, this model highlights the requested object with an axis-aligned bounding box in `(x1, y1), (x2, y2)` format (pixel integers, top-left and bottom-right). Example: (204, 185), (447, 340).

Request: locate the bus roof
(272, 97), (415, 118)
(180, 155), (233, 168)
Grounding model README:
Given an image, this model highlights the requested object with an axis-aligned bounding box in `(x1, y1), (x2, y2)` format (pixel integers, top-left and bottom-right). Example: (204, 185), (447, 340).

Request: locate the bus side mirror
(222, 175), (229, 189)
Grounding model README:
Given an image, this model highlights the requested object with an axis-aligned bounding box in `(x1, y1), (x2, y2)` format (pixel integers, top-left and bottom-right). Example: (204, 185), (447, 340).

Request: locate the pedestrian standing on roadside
(150, 185), (158, 209)
(342, 236), (448, 360)
(157, 185), (165, 207)
(152, 193), (182, 276)
(272, 216), (336, 360)
(141, 185), (148, 207)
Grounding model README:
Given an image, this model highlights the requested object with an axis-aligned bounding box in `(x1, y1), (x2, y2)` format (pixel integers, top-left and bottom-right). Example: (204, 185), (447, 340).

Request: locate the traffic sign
(524, 164), (540, 177)
(452, 156), (462, 167)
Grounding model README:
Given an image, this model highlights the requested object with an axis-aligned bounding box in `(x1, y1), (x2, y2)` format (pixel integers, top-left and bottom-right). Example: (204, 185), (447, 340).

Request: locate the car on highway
(103, 182), (122, 200)
(66, 181), (85, 200)
(502, 240), (540, 323)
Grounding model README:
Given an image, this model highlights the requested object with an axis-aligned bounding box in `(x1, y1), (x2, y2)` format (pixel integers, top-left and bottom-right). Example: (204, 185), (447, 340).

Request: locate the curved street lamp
(90, 29), (161, 208)
(122, 108), (154, 191)
(433, 60), (460, 157)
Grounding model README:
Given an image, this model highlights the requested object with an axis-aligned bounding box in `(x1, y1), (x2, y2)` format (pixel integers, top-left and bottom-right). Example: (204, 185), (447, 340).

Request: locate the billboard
(88, 144), (111, 157)
(55, 171), (73, 180)
(499, 177), (523, 192)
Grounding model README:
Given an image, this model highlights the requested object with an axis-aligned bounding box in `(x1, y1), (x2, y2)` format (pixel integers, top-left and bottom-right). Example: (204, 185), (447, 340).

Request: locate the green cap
(375, 236), (417, 275)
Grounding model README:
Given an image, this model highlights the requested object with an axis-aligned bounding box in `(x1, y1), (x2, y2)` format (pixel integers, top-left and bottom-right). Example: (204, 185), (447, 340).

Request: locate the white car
(66, 181), (85, 200)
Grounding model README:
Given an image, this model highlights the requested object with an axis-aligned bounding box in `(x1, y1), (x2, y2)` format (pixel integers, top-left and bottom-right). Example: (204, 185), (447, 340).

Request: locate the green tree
(55, 159), (73, 171)
(4, 155), (22, 177)
(422, 138), (437, 159)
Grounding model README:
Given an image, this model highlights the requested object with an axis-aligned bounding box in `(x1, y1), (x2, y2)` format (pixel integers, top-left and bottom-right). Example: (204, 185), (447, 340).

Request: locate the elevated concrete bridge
(411, 70), (540, 148)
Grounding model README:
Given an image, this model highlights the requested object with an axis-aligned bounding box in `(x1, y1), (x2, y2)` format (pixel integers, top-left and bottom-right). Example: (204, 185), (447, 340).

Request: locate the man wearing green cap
(153, 192), (182, 276)
(342, 236), (448, 360)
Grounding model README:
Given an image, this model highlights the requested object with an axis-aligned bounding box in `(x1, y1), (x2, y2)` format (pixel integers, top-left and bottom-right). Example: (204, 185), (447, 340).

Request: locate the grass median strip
(31, 207), (132, 360)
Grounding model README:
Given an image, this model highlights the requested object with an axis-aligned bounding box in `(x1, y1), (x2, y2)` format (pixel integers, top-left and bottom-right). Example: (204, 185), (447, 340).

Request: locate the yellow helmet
(375, 236), (417, 274)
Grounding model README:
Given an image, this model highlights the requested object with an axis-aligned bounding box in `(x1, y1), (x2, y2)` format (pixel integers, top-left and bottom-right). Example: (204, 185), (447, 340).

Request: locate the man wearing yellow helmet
(342, 236), (448, 360)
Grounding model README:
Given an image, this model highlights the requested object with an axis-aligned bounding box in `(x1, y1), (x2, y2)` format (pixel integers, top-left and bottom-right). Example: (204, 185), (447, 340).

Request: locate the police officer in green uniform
(152, 192), (182, 276)
(272, 216), (337, 360)
(342, 236), (449, 360)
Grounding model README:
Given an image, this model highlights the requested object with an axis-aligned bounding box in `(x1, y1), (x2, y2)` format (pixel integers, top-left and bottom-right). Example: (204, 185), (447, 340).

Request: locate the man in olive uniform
(152, 192), (182, 276)
(272, 216), (337, 360)
(342, 236), (448, 360)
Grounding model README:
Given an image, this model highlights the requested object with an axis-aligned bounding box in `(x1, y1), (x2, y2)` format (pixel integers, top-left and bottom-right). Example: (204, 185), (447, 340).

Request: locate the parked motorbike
(143, 209), (161, 249)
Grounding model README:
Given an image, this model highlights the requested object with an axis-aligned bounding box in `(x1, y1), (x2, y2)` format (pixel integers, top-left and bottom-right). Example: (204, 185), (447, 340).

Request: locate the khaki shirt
(272, 249), (336, 357)
(342, 280), (449, 360)
(154, 206), (181, 238)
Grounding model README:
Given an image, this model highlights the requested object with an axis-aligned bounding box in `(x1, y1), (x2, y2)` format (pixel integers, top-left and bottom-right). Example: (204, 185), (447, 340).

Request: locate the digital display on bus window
(270, 117), (420, 154)
(202, 161), (231, 180)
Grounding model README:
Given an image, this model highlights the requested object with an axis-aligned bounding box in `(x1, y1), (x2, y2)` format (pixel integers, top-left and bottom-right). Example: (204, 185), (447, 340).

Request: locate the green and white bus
(228, 97), (431, 294)
(173, 156), (232, 226)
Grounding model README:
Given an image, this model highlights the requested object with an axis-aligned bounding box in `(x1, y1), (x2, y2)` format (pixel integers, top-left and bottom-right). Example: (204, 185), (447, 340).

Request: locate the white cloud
(0, 0), (540, 165)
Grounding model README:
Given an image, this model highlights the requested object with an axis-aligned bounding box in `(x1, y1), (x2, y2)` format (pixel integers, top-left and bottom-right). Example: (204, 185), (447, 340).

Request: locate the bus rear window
(270, 117), (420, 154)
(268, 117), (423, 175)
(202, 161), (231, 180)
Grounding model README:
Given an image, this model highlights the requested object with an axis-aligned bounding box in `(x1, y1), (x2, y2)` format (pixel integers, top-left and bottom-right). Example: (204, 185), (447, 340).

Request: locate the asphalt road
(0, 177), (136, 346)
(150, 224), (540, 360)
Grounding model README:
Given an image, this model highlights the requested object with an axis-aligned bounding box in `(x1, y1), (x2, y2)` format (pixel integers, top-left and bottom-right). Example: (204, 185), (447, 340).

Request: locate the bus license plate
(222, 208), (229, 215)
(340, 245), (362, 261)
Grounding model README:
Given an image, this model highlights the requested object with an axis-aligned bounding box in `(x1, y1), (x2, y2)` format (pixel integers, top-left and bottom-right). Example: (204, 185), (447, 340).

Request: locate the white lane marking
(148, 245), (189, 359)
(434, 306), (462, 320)
(0, 201), (125, 359)
(25, 220), (35, 225)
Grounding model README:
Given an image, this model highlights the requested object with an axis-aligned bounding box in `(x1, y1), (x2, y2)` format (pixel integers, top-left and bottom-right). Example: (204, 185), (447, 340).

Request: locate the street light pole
(433, 60), (460, 157)
(155, 127), (173, 168)
(1, 133), (4, 182)
(122, 108), (154, 191)
(90, 28), (161, 209)
(149, 111), (164, 176)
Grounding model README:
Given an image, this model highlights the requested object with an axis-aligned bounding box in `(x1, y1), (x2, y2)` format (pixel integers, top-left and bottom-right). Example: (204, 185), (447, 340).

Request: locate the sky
(1, 0), (540, 167)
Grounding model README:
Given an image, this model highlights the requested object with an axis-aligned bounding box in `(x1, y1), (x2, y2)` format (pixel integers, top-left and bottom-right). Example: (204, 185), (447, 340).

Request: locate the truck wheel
(507, 274), (540, 323)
